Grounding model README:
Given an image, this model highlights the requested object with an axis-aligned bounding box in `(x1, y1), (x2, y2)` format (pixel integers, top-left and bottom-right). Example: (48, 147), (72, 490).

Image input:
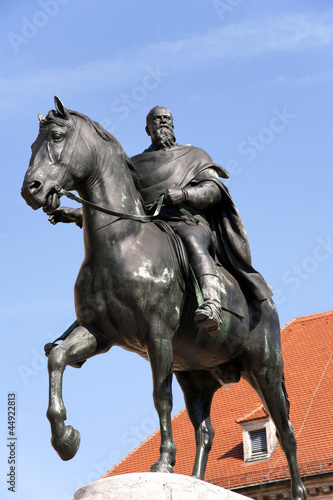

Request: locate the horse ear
(38, 112), (43, 123)
(54, 96), (69, 119)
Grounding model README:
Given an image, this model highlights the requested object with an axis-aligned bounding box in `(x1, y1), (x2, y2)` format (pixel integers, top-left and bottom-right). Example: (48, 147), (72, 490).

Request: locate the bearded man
(130, 106), (272, 335)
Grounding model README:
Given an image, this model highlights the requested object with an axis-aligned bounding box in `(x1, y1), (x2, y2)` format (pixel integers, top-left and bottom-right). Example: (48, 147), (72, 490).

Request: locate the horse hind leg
(243, 299), (306, 499)
(175, 370), (220, 480)
(244, 363), (307, 500)
(46, 324), (105, 461)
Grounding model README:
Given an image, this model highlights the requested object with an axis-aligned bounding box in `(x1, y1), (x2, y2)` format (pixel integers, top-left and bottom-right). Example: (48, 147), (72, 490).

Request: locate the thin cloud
(158, 11), (333, 62)
(1, 11), (332, 96)
(276, 70), (333, 85)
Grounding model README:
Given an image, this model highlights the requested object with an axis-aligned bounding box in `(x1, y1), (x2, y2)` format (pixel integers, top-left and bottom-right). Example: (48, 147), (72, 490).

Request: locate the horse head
(21, 96), (95, 214)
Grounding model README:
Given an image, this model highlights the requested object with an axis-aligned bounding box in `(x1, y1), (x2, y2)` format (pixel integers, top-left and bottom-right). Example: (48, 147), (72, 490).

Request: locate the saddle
(153, 220), (245, 319)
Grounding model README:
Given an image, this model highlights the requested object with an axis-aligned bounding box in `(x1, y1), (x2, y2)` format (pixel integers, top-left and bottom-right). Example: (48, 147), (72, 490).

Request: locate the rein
(58, 187), (165, 221)
(57, 188), (199, 224)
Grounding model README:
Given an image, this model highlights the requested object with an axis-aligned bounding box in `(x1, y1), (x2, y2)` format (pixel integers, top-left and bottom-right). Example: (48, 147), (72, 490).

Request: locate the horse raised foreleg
(46, 324), (102, 461)
(175, 370), (219, 480)
(147, 334), (176, 473)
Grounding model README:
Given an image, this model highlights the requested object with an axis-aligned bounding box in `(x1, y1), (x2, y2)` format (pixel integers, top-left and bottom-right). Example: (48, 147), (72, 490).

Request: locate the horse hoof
(292, 485), (308, 500)
(44, 342), (57, 357)
(52, 425), (81, 461)
(150, 461), (174, 473)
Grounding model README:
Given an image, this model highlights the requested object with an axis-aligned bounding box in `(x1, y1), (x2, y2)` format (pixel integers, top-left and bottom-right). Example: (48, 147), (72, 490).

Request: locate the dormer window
(249, 428), (268, 458)
(236, 405), (277, 463)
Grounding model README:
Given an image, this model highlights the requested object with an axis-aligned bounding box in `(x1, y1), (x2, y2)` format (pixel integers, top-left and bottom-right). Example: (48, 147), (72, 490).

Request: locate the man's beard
(153, 126), (176, 150)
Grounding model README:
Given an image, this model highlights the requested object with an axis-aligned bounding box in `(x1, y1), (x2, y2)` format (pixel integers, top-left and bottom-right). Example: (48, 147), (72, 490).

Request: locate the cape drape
(131, 144), (272, 302)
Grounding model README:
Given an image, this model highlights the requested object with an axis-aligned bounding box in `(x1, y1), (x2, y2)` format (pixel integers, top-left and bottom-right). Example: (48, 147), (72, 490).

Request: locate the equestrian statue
(21, 97), (307, 500)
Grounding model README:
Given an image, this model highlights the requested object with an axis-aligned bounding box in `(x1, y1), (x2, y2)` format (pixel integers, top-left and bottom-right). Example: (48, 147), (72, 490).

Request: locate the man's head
(145, 106), (176, 149)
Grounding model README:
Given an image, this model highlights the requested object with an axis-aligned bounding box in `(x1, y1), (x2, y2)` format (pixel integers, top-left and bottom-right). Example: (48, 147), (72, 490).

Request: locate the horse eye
(52, 132), (64, 142)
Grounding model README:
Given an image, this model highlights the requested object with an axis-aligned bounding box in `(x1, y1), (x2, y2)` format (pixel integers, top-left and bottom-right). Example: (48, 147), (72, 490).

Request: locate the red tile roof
(236, 404), (268, 424)
(103, 310), (333, 488)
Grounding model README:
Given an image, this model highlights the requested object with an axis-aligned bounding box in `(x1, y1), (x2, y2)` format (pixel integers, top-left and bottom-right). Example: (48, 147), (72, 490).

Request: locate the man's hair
(146, 106), (173, 126)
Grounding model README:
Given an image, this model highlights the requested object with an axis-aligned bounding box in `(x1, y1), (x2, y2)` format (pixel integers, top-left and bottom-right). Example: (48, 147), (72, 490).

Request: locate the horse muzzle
(21, 179), (61, 213)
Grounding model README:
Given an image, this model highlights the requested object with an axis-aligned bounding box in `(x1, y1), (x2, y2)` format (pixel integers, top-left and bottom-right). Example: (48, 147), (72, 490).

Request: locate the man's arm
(48, 207), (83, 228)
(163, 168), (222, 209)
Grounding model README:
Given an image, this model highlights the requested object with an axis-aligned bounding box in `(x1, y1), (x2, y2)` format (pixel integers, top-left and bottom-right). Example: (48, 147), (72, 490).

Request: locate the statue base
(74, 472), (251, 499)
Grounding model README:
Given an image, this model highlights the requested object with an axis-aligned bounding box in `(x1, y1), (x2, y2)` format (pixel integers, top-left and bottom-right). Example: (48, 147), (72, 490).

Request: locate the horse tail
(281, 373), (291, 419)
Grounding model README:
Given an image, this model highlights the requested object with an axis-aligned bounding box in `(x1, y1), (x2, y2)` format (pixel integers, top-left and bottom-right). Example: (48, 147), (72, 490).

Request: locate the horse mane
(40, 109), (143, 199)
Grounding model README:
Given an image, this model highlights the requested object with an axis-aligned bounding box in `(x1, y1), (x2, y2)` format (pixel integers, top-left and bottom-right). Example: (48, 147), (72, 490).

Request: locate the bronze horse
(21, 97), (306, 499)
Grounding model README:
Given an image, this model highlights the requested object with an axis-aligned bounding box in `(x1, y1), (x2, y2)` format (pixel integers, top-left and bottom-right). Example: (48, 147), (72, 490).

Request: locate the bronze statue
(132, 106), (274, 334)
(21, 98), (307, 500)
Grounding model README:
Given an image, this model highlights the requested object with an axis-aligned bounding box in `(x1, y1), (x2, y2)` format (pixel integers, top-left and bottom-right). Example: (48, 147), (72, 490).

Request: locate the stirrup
(195, 303), (221, 337)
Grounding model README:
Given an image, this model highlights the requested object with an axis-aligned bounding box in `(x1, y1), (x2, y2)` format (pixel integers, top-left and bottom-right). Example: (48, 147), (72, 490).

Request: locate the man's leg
(194, 274), (222, 336)
(170, 221), (223, 336)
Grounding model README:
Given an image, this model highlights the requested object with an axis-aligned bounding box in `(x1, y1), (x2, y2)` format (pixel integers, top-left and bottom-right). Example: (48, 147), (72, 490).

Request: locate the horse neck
(77, 140), (146, 248)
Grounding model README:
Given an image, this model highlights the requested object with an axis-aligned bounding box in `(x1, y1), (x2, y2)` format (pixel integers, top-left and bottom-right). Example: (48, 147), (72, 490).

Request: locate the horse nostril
(29, 180), (42, 193)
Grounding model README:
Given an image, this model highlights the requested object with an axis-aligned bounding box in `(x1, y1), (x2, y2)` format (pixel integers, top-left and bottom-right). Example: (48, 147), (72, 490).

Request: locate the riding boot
(195, 274), (223, 337)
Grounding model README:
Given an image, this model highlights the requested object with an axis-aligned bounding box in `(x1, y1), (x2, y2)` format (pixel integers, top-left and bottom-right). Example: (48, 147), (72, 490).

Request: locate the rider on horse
(50, 105), (272, 336)
(131, 106), (272, 335)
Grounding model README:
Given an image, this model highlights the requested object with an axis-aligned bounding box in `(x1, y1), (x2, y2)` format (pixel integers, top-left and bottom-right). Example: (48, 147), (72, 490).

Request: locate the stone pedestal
(74, 472), (252, 500)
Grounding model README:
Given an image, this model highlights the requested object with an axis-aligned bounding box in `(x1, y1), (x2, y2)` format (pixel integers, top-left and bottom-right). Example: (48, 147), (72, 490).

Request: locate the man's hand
(163, 188), (185, 206)
(48, 207), (83, 227)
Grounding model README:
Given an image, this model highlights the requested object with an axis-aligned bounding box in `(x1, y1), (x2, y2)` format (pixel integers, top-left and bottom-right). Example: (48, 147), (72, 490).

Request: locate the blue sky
(1, 1), (332, 499)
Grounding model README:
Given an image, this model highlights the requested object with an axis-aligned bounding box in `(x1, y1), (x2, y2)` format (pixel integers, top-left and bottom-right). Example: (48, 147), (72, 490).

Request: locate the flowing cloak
(131, 144), (272, 303)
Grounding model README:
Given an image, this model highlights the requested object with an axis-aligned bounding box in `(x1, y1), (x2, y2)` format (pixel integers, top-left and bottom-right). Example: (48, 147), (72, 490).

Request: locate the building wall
(233, 473), (333, 500)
